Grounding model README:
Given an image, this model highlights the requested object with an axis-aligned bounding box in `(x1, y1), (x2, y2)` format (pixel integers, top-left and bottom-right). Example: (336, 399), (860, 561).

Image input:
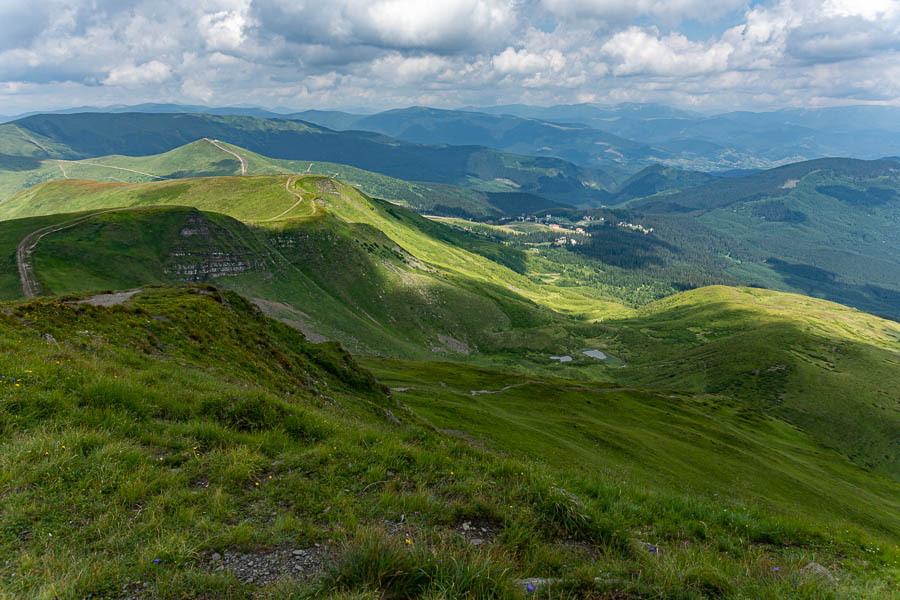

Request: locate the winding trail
(259, 176), (314, 222)
(470, 383), (529, 396)
(17, 208), (132, 298)
(206, 138), (247, 175)
(56, 159), (167, 180)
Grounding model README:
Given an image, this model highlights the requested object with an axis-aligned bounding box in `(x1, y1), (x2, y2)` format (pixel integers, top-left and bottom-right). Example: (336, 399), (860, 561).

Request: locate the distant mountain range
(0, 112), (616, 205)
(295, 106), (665, 168)
(468, 103), (900, 168)
(6, 102), (900, 171)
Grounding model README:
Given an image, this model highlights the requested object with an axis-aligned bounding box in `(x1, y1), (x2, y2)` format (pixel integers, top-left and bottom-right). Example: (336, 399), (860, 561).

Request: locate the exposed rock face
(164, 212), (266, 282)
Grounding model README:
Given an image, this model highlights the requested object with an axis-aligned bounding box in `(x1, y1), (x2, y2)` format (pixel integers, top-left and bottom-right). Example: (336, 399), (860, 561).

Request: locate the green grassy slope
(0, 113), (616, 204)
(31, 207), (270, 295)
(0, 286), (897, 599)
(601, 286), (900, 480)
(0, 140), (565, 219)
(368, 359), (899, 540)
(0, 180), (628, 368)
(0, 175), (629, 316)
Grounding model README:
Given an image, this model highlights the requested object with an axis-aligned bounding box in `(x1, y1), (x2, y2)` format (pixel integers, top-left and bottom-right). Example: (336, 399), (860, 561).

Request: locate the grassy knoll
(0, 140), (563, 219)
(0, 176), (309, 223)
(600, 286), (900, 480)
(31, 207), (270, 296)
(0, 286), (897, 599)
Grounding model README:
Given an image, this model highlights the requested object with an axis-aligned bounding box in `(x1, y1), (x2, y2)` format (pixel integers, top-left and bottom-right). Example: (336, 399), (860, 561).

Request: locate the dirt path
(470, 383), (529, 396)
(77, 289), (140, 306)
(56, 160), (68, 178)
(17, 208), (132, 298)
(206, 139), (247, 175)
(56, 159), (167, 180)
(259, 176), (313, 221)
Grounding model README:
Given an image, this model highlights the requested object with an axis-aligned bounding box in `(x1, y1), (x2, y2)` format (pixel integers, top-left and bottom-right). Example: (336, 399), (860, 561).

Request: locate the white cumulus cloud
(602, 27), (732, 75)
(103, 60), (173, 86)
(492, 47), (565, 75)
(0, 0), (899, 114)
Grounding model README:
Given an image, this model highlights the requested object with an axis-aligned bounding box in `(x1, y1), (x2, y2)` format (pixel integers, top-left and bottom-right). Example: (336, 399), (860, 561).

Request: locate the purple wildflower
(773, 567), (780, 572)
(153, 559), (160, 564)
(650, 546), (657, 552)
(526, 583), (535, 593)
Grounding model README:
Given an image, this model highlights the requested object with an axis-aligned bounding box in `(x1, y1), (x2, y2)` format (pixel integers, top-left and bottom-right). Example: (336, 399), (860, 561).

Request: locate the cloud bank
(1, 0), (898, 114)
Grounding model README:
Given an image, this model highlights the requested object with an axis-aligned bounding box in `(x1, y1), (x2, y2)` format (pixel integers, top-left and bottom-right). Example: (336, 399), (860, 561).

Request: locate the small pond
(549, 355), (573, 362)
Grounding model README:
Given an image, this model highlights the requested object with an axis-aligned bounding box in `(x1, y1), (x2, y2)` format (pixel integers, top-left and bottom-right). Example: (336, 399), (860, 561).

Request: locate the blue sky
(0, 0), (898, 114)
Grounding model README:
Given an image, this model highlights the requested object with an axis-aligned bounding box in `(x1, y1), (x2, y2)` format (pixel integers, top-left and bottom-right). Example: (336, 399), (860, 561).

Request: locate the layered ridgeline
(0, 286), (897, 599)
(4, 140), (900, 322)
(18, 101), (898, 172)
(0, 175), (632, 358)
(618, 157), (900, 319)
(413, 154), (900, 321)
(300, 106), (667, 168)
(0, 139), (567, 219)
(468, 103), (900, 170)
(0, 112), (618, 205)
(1, 173), (899, 483)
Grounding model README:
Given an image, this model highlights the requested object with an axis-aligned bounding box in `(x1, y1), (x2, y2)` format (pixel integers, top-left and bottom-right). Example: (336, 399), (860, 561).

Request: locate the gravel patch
(117, 580), (152, 600)
(206, 545), (329, 586)
(77, 289), (140, 307)
(455, 517), (502, 546)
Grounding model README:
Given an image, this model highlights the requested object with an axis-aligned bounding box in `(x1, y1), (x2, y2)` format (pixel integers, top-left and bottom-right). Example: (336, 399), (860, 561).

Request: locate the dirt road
(259, 176), (314, 221)
(206, 139), (247, 175)
(17, 209), (131, 298)
(55, 160), (167, 180)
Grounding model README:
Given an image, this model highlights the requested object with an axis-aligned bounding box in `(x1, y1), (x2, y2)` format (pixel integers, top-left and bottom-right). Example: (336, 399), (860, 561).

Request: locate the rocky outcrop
(164, 212), (266, 282)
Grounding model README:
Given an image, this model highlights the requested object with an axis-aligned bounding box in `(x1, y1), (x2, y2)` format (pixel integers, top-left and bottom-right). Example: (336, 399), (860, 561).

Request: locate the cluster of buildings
(617, 221), (654, 234)
(553, 236), (579, 246)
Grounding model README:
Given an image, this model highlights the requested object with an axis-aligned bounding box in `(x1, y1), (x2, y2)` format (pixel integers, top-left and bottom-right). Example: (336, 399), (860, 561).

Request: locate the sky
(1, 0), (899, 115)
